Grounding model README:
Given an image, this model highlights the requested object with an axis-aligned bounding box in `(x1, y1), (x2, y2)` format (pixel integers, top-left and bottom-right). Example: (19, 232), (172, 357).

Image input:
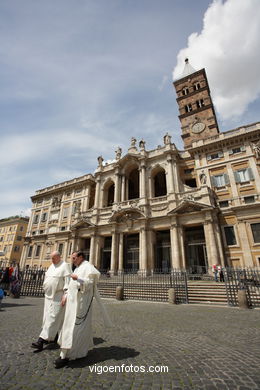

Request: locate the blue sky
(0, 0), (260, 218)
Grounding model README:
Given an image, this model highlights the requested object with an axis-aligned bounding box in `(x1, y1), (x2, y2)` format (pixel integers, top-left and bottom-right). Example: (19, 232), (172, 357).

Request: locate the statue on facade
(139, 139), (146, 150)
(163, 132), (171, 145)
(252, 141), (260, 158)
(97, 155), (104, 167)
(199, 170), (207, 185)
(115, 146), (122, 160)
(131, 137), (137, 147)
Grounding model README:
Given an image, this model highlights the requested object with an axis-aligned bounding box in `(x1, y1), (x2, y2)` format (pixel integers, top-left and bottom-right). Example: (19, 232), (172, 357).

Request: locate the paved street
(0, 297), (260, 390)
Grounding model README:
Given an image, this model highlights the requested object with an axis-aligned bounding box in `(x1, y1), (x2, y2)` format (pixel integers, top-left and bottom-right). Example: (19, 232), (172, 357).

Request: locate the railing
(99, 269), (188, 304)
(223, 268), (260, 307)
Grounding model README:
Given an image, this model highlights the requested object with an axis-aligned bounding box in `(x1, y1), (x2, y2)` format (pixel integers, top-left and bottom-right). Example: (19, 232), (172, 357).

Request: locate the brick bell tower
(173, 58), (219, 149)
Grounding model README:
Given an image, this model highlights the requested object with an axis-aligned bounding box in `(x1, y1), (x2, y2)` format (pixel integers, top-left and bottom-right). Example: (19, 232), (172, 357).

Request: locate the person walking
(55, 251), (112, 368)
(31, 251), (71, 351)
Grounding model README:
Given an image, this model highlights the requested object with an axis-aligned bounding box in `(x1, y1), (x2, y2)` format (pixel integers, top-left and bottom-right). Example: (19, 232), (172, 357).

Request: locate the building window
(251, 223), (260, 243)
(62, 207), (69, 219)
(41, 213), (48, 222)
(20, 226), (24, 232)
(193, 82), (201, 91)
(33, 214), (40, 224)
(196, 99), (205, 109)
(35, 245), (41, 257)
(182, 87), (189, 96)
(17, 236), (22, 241)
(229, 146), (246, 155)
(60, 226), (66, 231)
(14, 246), (20, 252)
(224, 226), (237, 246)
(211, 173), (229, 188)
(219, 200), (229, 208)
(184, 103), (192, 113)
(234, 168), (254, 183)
(244, 196), (255, 204)
(207, 151), (224, 161)
(28, 246), (33, 258)
(58, 243), (64, 255)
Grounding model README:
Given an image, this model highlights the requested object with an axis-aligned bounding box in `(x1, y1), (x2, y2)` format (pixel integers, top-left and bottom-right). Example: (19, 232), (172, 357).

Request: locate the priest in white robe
(31, 251), (71, 350)
(55, 251), (112, 368)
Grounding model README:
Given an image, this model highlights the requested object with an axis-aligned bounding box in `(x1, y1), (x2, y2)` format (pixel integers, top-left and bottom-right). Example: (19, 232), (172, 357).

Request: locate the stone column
(237, 221), (254, 267)
(89, 233), (96, 264)
(140, 228), (148, 271)
(226, 163), (239, 205)
(94, 177), (101, 209)
(95, 235), (102, 269)
(249, 156), (260, 192)
(118, 233), (124, 271)
(148, 174), (153, 198)
(204, 219), (219, 268)
(114, 171), (120, 203)
(166, 155), (174, 194)
(121, 175), (125, 202)
(172, 159), (180, 193)
(170, 223), (181, 269)
(110, 231), (118, 274)
(139, 163), (147, 199)
(213, 219), (225, 266)
(85, 184), (91, 210)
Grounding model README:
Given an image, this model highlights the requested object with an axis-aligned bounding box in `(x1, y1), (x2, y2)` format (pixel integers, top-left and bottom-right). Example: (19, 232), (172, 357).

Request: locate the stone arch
(122, 161), (140, 200)
(151, 165), (167, 197)
(102, 178), (115, 207)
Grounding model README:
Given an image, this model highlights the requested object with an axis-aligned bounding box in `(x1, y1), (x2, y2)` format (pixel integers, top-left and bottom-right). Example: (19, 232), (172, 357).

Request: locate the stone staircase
(187, 281), (228, 305)
(98, 280), (228, 305)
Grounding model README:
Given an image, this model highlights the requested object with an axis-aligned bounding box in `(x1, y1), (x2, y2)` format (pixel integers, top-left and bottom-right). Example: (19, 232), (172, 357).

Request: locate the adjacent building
(20, 60), (260, 273)
(0, 216), (29, 266)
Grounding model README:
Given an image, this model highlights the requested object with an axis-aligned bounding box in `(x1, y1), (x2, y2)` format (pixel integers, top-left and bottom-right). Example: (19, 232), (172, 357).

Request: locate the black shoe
(54, 357), (69, 369)
(31, 337), (48, 350)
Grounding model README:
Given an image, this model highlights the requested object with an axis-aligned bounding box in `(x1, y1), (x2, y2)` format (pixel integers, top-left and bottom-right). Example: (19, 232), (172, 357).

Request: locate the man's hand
(71, 273), (78, 280)
(61, 294), (67, 306)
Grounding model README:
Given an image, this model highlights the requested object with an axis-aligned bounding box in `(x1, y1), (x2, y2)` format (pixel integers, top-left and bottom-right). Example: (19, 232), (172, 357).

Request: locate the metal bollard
(237, 289), (250, 309)
(168, 288), (177, 304)
(116, 285), (124, 300)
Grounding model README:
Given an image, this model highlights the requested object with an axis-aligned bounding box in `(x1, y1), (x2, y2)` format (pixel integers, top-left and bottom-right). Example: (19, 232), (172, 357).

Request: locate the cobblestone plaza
(1, 297), (260, 390)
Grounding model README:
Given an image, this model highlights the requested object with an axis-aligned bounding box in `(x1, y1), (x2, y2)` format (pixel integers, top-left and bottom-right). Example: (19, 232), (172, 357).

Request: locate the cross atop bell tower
(173, 59), (219, 149)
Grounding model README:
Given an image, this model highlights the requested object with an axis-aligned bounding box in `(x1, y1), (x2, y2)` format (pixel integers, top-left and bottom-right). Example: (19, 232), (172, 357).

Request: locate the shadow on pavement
(67, 346), (140, 368)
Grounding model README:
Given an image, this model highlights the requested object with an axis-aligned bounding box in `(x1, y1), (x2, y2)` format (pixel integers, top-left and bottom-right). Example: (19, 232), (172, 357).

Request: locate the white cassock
(58, 260), (112, 360)
(39, 261), (71, 341)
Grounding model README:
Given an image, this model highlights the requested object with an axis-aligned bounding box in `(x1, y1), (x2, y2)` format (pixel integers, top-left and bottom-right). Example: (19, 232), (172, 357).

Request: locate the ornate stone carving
(115, 146), (122, 160)
(163, 132), (171, 145)
(139, 139), (146, 150)
(199, 170), (207, 185)
(252, 141), (260, 158)
(97, 156), (104, 167)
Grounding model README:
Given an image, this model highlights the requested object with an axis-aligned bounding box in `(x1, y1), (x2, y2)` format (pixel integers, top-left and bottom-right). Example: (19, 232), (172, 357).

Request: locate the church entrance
(124, 233), (139, 271)
(154, 230), (171, 272)
(184, 226), (208, 274)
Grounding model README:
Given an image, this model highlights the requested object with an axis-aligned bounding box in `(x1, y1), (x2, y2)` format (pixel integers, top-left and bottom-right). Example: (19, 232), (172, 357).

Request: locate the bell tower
(173, 59), (219, 149)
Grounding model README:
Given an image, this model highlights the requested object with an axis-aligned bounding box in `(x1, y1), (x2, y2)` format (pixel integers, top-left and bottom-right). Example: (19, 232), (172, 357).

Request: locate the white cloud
(173, 0), (260, 120)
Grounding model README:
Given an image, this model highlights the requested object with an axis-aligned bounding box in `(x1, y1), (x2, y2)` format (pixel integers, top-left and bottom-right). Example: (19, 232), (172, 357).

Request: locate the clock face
(192, 122), (205, 134)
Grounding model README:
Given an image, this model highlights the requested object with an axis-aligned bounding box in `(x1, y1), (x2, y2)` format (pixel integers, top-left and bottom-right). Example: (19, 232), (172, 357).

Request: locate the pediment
(110, 207), (145, 223)
(168, 200), (213, 215)
(119, 153), (140, 166)
(71, 217), (96, 230)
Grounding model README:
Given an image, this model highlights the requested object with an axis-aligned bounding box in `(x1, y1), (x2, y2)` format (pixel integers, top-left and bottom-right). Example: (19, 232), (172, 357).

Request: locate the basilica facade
(20, 61), (260, 273)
